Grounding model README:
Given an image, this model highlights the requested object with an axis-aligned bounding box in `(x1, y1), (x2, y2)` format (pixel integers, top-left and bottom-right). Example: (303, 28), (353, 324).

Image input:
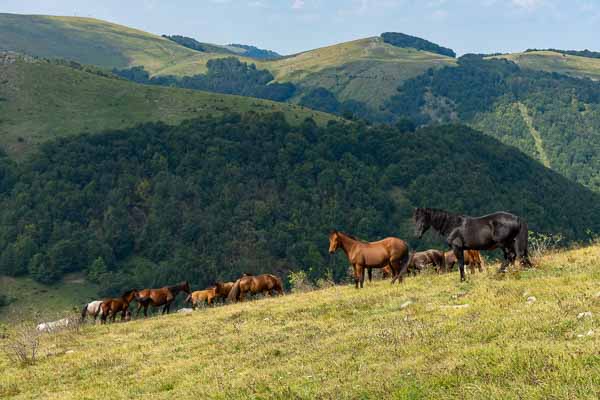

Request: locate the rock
(400, 300), (413, 309)
(526, 296), (536, 304)
(177, 308), (194, 314)
(577, 311), (593, 320)
(65, 350), (75, 354)
(440, 304), (470, 309)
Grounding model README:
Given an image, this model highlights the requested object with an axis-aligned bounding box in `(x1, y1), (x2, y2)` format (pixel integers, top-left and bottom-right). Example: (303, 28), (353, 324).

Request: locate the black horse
(413, 208), (532, 281)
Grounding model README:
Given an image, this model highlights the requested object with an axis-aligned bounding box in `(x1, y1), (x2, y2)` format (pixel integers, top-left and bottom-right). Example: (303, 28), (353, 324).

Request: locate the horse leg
(136, 302), (143, 317)
(358, 265), (365, 289)
(367, 268), (373, 283)
(499, 248), (511, 273)
(453, 247), (466, 282)
(352, 264), (359, 289)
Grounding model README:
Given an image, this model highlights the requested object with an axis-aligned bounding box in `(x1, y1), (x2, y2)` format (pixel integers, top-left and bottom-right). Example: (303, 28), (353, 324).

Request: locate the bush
(2, 324), (40, 365)
(288, 270), (314, 293)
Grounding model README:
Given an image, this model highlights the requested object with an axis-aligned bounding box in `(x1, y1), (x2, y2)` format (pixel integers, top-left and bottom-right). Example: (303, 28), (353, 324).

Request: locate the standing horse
(328, 230), (410, 288)
(185, 288), (217, 309)
(227, 274), (283, 302)
(445, 250), (485, 274)
(214, 282), (235, 302)
(414, 208), (531, 282)
(100, 290), (138, 323)
(135, 281), (191, 317)
(81, 300), (104, 322)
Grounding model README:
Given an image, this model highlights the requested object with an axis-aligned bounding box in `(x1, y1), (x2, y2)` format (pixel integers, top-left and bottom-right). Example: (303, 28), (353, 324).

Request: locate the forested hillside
(0, 113), (598, 296)
(385, 55), (600, 191)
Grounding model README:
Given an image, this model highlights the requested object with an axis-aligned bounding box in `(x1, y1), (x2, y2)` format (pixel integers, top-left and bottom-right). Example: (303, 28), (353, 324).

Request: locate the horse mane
(166, 281), (188, 292)
(121, 289), (137, 298)
(336, 231), (368, 243)
(416, 208), (464, 236)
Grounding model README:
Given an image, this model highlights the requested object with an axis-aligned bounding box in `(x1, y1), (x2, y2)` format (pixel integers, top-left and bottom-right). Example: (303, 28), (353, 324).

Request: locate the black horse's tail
(80, 304), (88, 321)
(516, 219), (532, 267)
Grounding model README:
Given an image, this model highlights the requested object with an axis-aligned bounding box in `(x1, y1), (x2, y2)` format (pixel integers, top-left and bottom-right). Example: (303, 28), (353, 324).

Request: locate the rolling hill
(491, 50), (600, 81)
(2, 245), (600, 399)
(0, 13), (457, 109)
(0, 53), (336, 158)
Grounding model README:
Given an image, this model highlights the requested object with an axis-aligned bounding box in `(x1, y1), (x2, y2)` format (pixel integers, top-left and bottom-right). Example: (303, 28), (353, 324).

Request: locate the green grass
(2, 246), (600, 399)
(0, 58), (337, 158)
(491, 51), (600, 81)
(0, 274), (99, 322)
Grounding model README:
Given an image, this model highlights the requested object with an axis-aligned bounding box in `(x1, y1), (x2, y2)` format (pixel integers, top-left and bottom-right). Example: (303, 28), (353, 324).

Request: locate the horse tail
(227, 280), (241, 302)
(81, 304), (88, 321)
(516, 219), (532, 267)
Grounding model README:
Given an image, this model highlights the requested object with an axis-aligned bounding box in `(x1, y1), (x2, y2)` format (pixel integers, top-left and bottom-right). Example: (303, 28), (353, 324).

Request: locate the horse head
(328, 230), (341, 254)
(181, 281), (191, 294)
(413, 208), (431, 238)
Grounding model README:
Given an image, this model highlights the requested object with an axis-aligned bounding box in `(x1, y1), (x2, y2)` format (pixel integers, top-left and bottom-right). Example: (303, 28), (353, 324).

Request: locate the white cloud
(292, 0), (305, 9)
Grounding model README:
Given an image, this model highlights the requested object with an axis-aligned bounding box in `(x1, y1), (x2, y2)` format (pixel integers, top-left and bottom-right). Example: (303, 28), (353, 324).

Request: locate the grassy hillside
(0, 56), (336, 158)
(0, 275), (99, 322)
(2, 245), (600, 399)
(491, 51), (600, 81)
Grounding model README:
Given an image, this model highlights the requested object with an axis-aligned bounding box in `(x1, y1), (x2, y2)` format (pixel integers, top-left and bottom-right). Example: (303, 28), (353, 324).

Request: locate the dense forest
(385, 55), (600, 191)
(381, 32), (456, 58)
(228, 44), (281, 60)
(0, 113), (599, 295)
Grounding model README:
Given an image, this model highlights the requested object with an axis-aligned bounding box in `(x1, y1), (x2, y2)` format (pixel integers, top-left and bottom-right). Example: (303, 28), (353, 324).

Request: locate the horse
(100, 289), (138, 323)
(214, 282), (235, 302)
(381, 265), (393, 279)
(80, 300), (104, 322)
(409, 250), (446, 274)
(413, 208), (531, 282)
(227, 274), (284, 302)
(185, 288), (217, 309)
(135, 281), (191, 317)
(328, 230), (410, 288)
(445, 250), (485, 274)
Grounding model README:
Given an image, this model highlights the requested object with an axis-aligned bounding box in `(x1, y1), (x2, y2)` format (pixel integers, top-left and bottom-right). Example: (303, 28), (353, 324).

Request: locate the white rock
(577, 311), (593, 319)
(177, 308), (194, 314)
(526, 296), (536, 303)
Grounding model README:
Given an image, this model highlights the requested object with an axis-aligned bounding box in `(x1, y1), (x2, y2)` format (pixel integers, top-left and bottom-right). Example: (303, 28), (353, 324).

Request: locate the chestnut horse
(214, 282), (235, 302)
(445, 250), (484, 274)
(185, 288), (217, 309)
(328, 230), (410, 288)
(100, 290), (138, 323)
(227, 274), (284, 302)
(136, 281), (191, 317)
(381, 265), (393, 279)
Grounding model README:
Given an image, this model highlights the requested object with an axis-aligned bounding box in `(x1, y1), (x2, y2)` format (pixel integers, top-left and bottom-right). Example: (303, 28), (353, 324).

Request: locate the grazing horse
(381, 265), (393, 279)
(100, 290), (138, 323)
(214, 282), (235, 302)
(227, 274), (284, 302)
(135, 281), (191, 317)
(414, 208), (532, 282)
(37, 317), (77, 332)
(445, 250), (485, 274)
(328, 230), (410, 288)
(409, 250), (446, 274)
(80, 300), (104, 322)
(185, 288), (217, 309)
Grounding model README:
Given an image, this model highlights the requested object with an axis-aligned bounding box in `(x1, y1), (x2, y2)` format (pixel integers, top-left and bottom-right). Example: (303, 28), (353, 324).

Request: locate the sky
(2, 0), (599, 56)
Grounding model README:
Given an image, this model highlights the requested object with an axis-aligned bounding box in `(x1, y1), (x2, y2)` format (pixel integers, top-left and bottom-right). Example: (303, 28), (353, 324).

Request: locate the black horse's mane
(416, 208), (464, 236)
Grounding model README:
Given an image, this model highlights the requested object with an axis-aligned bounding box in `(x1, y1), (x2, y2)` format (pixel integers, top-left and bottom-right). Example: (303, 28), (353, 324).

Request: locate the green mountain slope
(385, 56), (600, 192)
(2, 246), (600, 399)
(0, 55), (336, 158)
(491, 50), (600, 81)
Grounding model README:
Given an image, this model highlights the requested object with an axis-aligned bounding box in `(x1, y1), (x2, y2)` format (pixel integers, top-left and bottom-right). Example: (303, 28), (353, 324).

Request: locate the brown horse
(381, 265), (393, 279)
(409, 250), (446, 273)
(136, 281), (191, 317)
(214, 282), (235, 302)
(227, 274), (284, 302)
(185, 288), (217, 309)
(100, 290), (138, 323)
(445, 250), (484, 274)
(328, 230), (410, 288)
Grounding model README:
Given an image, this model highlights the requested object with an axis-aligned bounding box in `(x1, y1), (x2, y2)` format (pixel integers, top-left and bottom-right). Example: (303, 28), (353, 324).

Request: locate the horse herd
(80, 273), (284, 323)
(76, 207), (531, 324)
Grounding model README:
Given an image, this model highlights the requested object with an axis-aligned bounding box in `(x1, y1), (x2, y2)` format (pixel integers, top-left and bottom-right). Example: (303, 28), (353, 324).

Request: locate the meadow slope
(2, 245), (600, 399)
(0, 57), (336, 158)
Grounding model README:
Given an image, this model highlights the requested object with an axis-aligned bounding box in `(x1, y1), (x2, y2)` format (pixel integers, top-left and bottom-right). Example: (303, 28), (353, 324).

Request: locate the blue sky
(2, 0), (599, 55)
